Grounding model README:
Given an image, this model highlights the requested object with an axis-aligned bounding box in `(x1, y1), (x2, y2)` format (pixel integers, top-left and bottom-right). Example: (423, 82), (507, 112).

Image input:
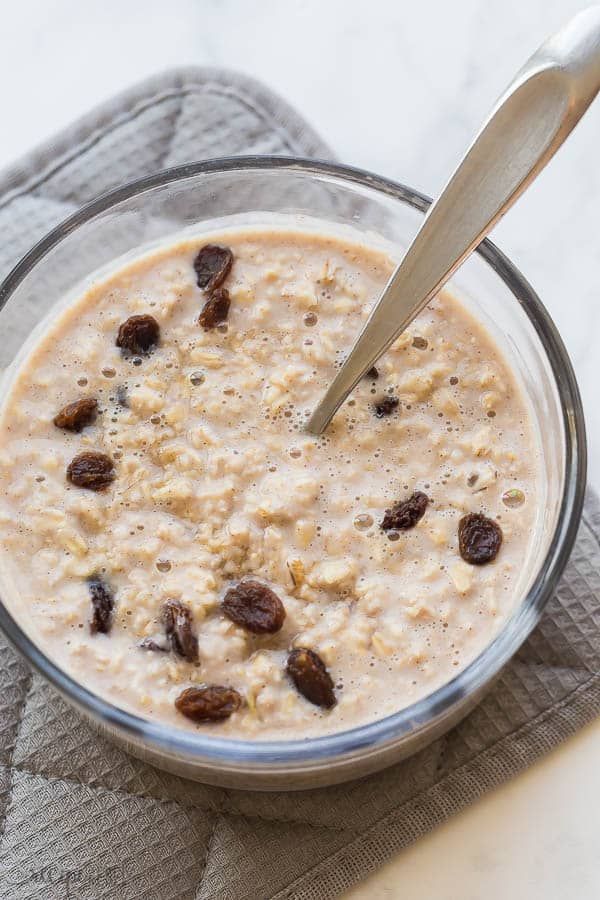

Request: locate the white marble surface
(2, 1), (600, 897)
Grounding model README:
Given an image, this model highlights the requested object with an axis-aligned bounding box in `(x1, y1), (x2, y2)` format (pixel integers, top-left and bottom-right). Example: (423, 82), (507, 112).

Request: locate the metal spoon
(306, 6), (600, 434)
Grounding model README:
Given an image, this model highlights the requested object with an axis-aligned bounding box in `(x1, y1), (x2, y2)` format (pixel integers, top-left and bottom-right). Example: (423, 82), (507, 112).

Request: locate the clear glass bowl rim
(0, 155), (587, 767)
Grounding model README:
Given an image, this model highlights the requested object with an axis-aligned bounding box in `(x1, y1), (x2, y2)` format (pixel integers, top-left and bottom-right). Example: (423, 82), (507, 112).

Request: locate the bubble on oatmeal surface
(353, 514), (374, 531)
(502, 488), (525, 508)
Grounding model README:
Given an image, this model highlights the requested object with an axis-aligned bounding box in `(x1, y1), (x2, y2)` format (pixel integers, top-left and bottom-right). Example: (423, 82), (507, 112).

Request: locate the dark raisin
(222, 580), (286, 634)
(138, 638), (168, 652)
(162, 599), (199, 662)
(116, 314), (160, 355)
(458, 513), (503, 565)
(116, 384), (129, 408)
(373, 396), (399, 418)
(286, 648), (336, 708)
(412, 336), (428, 350)
(381, 491), (429, 531)
(193, 244), (233, 291)
(198, 288), (231, 330)
(365, 366), (379, 380)
(175, 685), (242, 722)
(67, 451), (115, 491)
(88, 575), (114, 635)
(53, 398), (98, 432)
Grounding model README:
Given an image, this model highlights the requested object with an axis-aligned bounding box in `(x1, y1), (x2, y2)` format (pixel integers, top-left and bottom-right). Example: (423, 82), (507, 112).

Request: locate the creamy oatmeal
(0, 227), (539, 738)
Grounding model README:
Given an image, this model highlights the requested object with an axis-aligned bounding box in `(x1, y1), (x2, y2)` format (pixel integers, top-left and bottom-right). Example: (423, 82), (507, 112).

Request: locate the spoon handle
(307, 7), (600, 434)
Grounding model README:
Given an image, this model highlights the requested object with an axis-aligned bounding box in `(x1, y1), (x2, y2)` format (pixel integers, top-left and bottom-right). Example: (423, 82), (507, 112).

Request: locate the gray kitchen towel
(0, 67), (598, 900)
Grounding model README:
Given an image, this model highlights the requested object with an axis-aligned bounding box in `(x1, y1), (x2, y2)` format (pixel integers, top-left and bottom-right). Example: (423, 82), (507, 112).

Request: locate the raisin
(198, 288), (231, 330)
(412, 336), (428, 350)
(381, 491), (429, 531)
(175, 685), (242, 723)
(116, 314), (160, 355)
(88, 575), (114, 635)
(138, 638), (168, 652)
(67, 451), (115, 491)
(222, 580), (286, 634)
(193, 244), (233, 291)
(373, 396), (399, 418)
(162, 599), (199, 662)
(458, 513), (503, 565)
(53, 398), (98, 432)
(286, 648), (336, 709)
(365, 366), (379, 380)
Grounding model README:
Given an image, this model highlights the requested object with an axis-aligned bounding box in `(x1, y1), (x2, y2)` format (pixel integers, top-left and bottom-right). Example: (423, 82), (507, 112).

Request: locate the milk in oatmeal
(0, 226), (539, 738)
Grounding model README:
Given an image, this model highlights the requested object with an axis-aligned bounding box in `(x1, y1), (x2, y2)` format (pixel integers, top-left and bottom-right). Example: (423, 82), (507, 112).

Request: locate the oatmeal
(0, 227), (540, 738)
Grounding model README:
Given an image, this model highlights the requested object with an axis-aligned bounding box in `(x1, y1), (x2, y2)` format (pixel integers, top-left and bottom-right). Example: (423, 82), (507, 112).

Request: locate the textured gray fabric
(0, 67), (597, 900)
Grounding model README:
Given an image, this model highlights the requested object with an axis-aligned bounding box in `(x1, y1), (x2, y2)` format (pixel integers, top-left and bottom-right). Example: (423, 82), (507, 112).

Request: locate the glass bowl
(0, 158), (586, 790)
